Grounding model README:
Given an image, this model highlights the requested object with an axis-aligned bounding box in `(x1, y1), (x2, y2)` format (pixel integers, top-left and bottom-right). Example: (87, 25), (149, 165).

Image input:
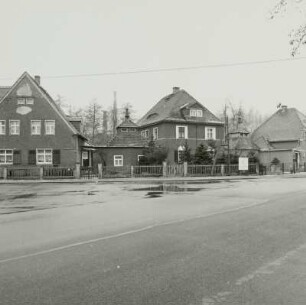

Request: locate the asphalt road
(1, 176), (306, 304)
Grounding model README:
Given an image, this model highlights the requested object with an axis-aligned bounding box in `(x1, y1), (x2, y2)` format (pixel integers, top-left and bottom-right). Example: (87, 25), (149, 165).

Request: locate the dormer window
(190, 109), (203, 117)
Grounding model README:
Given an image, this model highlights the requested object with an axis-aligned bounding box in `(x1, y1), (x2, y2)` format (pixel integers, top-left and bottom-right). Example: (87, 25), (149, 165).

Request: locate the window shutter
(13, 150), (21, 165)
(174, 150), (178, 163)
(53, 150), (61, 166)
(28, 150), (36, 165)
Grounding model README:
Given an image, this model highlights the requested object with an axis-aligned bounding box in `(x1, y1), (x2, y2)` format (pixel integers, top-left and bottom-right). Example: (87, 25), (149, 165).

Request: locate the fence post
(221, 164), (225, 176)
(75, 163), (81, 179)
(183, 162), (188, 177)
(163, 161), (167, 177)
(3, 167), (7, 180)
(256, 163), (259, 175)
(39, 167), (43, 180)
(131, 165), (134, 178)
(98, 163), (103, 179)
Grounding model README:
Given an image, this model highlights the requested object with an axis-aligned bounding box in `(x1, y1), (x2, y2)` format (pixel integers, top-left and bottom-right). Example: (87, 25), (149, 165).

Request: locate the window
(26, 98), (34, 105)
(205, 126), (216, 140)
(153, 127), (158, 140)
(0, 121), (6, 135)
(177, 145), (185, 163)
(0, 149), (13, 164)
(45, 120), (55, 135)
(121, 128), (128, 132)
(17, 98), (25, 105)
(138, 155), (144, 161)
(31, 120), (41, 135)
(190, 109), (203, 117)
(114, 155), (123, 166)
(176, 125), (188, 139)
(141, 130), (149, 138)
(17, 97), (34, 105)
(9, 120), (20, 135)
(36, 149), (53, 164)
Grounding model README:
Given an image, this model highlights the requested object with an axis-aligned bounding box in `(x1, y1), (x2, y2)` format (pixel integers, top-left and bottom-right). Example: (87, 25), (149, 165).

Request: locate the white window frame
(36, 149), (53, 165)
(0, 120), (6, 135)
(205, 126), (216, 140)
(26, 98), (34, 105)
(114, 155), (123, 167)
(17, 98), (26, 105)
(137, 155), (145, 162)
(9, 120), (20, 135)
(190, 109), (203, 117)
(141, 129), (149, 138)
(196, 109), (203, 117)
(177, 145), (185, 163)
(31, 120), (41, 135)
(176, 125), (188, 139)
(45, 120), (55, 135)
(153, 127), (158, 140)
(0, 149), (13, 164)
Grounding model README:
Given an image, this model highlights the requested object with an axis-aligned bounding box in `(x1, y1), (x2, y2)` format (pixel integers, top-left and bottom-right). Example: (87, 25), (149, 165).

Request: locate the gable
(0, 72), (79, 136)
(251, 108), (306, 144)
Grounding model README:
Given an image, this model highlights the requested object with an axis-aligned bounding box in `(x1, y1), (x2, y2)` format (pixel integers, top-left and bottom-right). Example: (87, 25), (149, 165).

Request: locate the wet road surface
(1, 176), (306, 304)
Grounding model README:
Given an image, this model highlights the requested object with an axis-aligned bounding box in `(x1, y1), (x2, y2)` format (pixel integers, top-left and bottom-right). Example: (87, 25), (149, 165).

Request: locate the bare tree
(270, 0), (306, 56)
(83, 99), (103, 144)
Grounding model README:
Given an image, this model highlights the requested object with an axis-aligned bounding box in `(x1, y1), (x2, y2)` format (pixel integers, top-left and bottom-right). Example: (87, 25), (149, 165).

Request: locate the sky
(1, 0), (306, 119)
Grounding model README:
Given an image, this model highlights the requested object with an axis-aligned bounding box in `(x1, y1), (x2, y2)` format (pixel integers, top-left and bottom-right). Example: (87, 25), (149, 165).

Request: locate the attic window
(17, 97), (34, 105)
(190, 109), (203, 117)
(147, 113), (158, 120)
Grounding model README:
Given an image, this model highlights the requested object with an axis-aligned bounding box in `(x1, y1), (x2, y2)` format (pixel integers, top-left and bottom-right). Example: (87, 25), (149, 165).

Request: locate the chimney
(34, 75), (40, 85)
(173, 87), (180, 94)
(281, 105), (288, 111)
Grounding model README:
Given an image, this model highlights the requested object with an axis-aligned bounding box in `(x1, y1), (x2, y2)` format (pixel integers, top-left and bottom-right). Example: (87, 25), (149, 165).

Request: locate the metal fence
(187, 164), (222, 176)
(133, 165), (163, 177)
(7, 167), (40, 180)
(81, 166), (99, 179)
(43, 167), (74, 179)
(102, 166), (131, 178)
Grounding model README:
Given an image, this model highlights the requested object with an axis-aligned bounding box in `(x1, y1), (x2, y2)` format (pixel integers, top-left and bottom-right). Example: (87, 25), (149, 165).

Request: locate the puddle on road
(11, 193), (37, 200)
(131, 184), (203, 198)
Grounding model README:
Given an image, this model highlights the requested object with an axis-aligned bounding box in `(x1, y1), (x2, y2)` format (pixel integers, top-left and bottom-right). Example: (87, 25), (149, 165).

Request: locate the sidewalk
(1, 172), (306, 184)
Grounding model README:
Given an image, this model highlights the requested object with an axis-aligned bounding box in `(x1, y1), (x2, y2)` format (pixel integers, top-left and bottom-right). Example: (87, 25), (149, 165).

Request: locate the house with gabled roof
(0, 72), (90, 167)
(95, 109), (148, 167)
(251, 105), (306, 170)
(137, 87), (224, 163)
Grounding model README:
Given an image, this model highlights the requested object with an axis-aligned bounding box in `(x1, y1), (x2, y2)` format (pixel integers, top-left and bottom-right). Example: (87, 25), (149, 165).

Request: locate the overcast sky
(1, 0), (306, 118)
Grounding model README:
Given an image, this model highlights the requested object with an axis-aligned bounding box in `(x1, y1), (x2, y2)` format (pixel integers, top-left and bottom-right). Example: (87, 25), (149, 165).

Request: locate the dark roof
(107, 131), (147, 147)
(137, 89), (222, 127)
(251, 107), (306, 149)
(0, 87), (10, 99)
(117, 119), (138, 129)
(230, 136), (257, 151)
(229, 124), (249, 135)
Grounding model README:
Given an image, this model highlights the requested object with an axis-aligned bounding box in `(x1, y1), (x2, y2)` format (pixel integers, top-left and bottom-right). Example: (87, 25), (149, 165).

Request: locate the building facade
(95, 109), (147, 167)
(251, 106), (306, 170)
(137, 87), (224, 163)
(0, 72), (89, 168)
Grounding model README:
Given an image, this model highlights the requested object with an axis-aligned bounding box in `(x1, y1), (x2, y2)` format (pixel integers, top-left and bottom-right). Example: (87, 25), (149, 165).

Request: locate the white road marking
(0, 199), (268, 264)
(201, 242), (306, 304)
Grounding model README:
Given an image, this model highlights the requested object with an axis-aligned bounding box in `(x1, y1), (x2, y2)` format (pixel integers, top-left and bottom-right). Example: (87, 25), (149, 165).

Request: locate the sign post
(239, 157), (249, 172)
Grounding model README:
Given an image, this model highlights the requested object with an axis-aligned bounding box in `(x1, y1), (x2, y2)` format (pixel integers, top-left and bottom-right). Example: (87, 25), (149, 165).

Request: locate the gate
(166, 164), (184, 177)
(81, 166), (99, 179)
